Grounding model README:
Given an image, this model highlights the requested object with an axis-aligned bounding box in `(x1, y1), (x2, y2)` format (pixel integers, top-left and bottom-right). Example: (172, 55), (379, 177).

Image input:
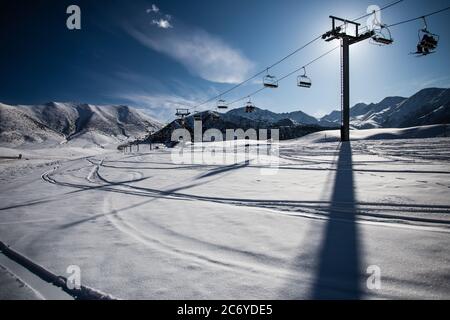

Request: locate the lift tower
(322, 16), (374, 141)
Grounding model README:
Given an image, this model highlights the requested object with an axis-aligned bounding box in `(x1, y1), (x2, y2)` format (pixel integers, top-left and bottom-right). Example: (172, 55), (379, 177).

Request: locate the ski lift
(217, 98), (228, 110)
(297, 67), (312, 88)
(175, 108), (190, 126)
(412, 17), (439, 56)
(367, 9), (393, 46)
(263, 69), (279, 88)
(175, 108), (190, 118)
(245, 97), (256, 113)
(371, 24), (394, 46)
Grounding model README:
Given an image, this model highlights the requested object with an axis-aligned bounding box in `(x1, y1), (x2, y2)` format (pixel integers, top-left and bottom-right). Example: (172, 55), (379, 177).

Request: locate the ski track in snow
(1, 137), (450, 299)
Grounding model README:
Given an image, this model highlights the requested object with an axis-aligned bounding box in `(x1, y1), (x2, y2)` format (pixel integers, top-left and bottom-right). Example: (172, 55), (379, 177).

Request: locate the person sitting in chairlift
(418, 34), (437, 54)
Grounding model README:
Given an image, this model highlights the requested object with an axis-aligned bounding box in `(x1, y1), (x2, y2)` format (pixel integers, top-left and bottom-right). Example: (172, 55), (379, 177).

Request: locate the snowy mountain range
(0, 102), (162, 147)
(226, 107), (319, 126)
(144, 110), (325, 144)
(229, 87), (449, 129)
(1, 87), (448, 147)
(146, 87), (450, 143)
(321, 88), (450, 129)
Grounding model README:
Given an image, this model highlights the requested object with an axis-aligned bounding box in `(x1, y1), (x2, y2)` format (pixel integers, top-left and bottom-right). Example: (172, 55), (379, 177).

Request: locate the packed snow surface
(0, 127), (449, 299)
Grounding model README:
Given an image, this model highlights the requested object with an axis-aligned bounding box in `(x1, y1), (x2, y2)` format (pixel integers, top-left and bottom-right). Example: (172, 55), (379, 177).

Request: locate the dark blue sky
(1, 0), (449, 122)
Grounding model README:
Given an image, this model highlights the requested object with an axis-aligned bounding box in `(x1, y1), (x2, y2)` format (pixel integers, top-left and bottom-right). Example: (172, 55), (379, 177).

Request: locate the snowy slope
(0, 102), (162, 147)
(0, 103), (66, 145)
(0, 127), (449, 299)
(295, 124), (450, 143)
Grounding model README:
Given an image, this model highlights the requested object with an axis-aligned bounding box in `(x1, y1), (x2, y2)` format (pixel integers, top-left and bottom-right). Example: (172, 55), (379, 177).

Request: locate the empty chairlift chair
(371, 25), (394, 45)
(297, 67), (312, 88)
(263, 69), (279, 88)
(217, 99), (228, 110)
(367, 11), (393, 46)
(175, 108), (190, 117)
(412, 17), (439, 56)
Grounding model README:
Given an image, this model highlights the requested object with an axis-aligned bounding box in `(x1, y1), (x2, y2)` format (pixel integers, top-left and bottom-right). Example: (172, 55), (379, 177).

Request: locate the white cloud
(125, 24), (254, 84)
(118, 92), (210, 122)
(146, 4), (159, 14)
(123, 6), (254, 84)
(147, 5), (172, 29)
(152, 18), (172, 29)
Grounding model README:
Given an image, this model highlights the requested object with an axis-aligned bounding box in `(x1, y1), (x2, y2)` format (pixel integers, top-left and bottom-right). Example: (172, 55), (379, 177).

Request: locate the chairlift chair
(297, 67), (312, 88)
(245, 98), (256, 113)
(217, 99), (228, 110)
(412, 17), (439, 56)
(263, 69), (279, 88)
(371, 25), (394, 46)
(175, 108), (190, 126)
(367, 9), (393, 46)
(175, 108), (190, 118)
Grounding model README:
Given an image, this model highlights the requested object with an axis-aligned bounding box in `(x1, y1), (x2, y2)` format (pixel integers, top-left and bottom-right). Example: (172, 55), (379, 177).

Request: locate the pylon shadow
(311, 141), (362, 299)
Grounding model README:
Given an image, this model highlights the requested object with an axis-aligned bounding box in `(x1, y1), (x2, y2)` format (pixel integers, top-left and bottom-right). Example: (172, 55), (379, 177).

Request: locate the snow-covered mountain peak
(0, 102), (162, 148)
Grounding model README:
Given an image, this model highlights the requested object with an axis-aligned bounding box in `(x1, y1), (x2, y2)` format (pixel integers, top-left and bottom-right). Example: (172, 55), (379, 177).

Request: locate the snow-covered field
(1, 128), (450, 299)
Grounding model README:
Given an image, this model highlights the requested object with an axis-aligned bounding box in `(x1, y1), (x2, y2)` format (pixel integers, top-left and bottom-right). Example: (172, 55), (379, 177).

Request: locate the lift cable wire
(189, 35), (322, 111)
(220, 4), (450, 110)
(386, 6), (450, 28)
(226, 46), (340, 106)
(349, 0), (404, 23)
(347, 0), (404, 34)
(187, 0), (405, 112)
(358, 4), (450, 34)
